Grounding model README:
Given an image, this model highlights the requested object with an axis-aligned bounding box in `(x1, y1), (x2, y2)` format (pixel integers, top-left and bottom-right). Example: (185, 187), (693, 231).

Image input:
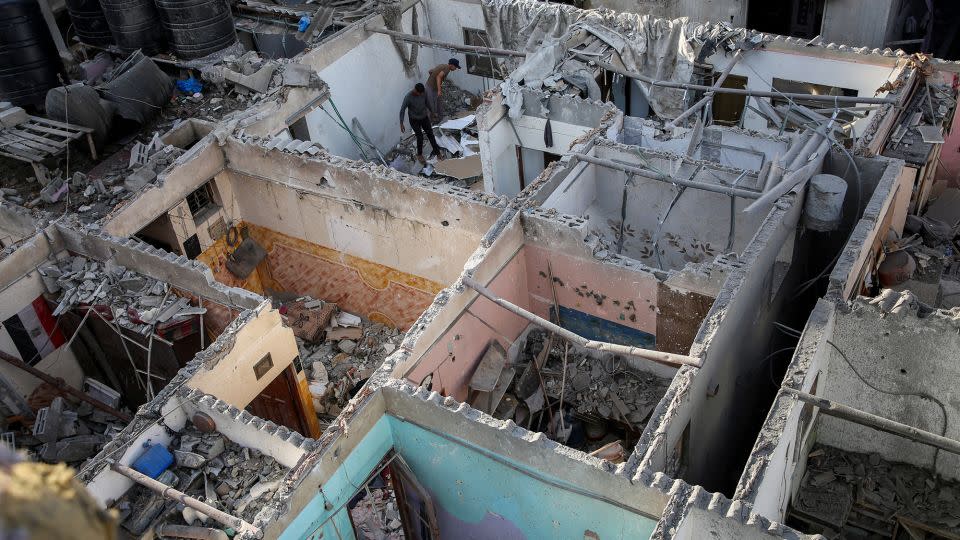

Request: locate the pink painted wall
(935, 72), (960, 187)
(406, 251), (530, 401)
(405, 244), (663, 400)
(523, 245), (658, 336)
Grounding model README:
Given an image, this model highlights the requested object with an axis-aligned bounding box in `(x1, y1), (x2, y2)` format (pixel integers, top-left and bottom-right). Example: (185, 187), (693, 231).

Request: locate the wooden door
(247, 365), (310, 435)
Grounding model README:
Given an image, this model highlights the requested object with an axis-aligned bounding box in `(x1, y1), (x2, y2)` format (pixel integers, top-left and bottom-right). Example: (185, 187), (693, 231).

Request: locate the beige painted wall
(187, 303), (298, 408)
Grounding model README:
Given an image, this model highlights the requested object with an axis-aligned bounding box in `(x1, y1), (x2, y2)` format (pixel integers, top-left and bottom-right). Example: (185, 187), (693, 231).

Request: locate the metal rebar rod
(569, 152), (762, 199)
(571, 52), (899, 105)
(0, 350), (131, 422)
(668, 50), (745, 128)
(782, 387), (960, 457)
(367, 26), (528, 57)
(461, 277), (701, 368)
(110, 462), (263, 538)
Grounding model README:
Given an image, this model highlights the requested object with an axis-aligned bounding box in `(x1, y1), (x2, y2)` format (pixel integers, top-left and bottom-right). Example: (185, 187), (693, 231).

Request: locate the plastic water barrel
(65, 0), (113, 46)
(154, 0), (236, 60)
(99, 0), (166, 55)
(0, 0), (63, 108)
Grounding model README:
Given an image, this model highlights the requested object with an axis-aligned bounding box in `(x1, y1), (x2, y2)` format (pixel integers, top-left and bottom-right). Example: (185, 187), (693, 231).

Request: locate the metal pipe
(367, 26), (528, 57)
(782, 387), (960, 457)
(155, 523), (229, 540)
(571, 52), (899, 105)
(110, 462), (262, 538)
(0, 350), (131, 422)
(461, 277), (701, 368)
(569, 152), (762, 199)
(668, 50), (745, 128)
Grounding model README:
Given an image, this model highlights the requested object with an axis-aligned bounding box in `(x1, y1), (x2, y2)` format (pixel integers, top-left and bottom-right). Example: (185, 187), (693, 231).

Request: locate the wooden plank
(1, 132), (61, 154)
(21, 123), (80, 139)
(7, 128), (67, 150)
(27, 115), (94, 133)
(0, 138), (46, 161)
(0, 149), (36, 164)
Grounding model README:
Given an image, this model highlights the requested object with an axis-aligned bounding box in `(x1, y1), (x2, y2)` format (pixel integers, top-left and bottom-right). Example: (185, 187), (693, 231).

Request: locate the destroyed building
(2, 0), (960, 538)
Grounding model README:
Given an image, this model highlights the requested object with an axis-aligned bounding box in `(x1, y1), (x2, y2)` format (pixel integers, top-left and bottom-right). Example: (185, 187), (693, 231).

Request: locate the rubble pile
(792, 444), (960, 535)
(39, 255), (205, 335)
(490, 329), (671, 450)
(115, 423), (288, 535)
(0, 133), (182, 222)
(2, 396), (126, 466)
(350, 482), (405, 540)
(282, 297), (402, 418)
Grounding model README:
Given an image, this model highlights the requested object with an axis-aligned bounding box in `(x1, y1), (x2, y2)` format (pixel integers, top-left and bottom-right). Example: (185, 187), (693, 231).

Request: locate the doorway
(246, 364), (311, 436)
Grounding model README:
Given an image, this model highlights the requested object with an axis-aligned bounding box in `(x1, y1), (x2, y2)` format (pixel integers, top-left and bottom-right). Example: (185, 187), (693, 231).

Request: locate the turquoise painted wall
(279, 415), (659, 540)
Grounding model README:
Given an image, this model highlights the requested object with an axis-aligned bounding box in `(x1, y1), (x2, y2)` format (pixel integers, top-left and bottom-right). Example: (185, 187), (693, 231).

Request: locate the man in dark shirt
(400, 83), (440, 163)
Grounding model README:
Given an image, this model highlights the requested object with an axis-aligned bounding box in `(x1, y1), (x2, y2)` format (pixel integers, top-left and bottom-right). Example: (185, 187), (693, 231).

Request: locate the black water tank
(65, 0), (113, 46)
(154, 0), (236, 60)
(100, 0), (165, 55)
(0, 0), (63, 108)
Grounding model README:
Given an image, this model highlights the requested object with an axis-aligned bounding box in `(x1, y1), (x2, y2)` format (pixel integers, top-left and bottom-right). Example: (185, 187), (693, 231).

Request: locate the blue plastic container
(131, 443), (174, 479)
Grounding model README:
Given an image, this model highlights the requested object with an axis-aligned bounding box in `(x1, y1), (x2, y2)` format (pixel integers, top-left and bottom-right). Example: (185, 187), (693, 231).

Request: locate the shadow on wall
(197, 222), (444, 330)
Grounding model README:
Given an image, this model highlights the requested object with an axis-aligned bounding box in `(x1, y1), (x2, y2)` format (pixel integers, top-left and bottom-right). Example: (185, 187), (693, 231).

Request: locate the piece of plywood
(433, 154), (481, 180)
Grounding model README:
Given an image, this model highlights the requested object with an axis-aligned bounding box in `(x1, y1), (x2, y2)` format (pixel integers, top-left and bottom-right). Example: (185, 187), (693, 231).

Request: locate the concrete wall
(542, 144), (771, 271)
(818, 299), (960, 481)
(0, 205), (40, 247)
(278, 382), (666, 539)
(222, 140), (500, 286)
(732, 300), (834, 521)
(820, 0), (899, 49)
(103, 136), (226, 239)
(636, 178), (805, 492)
(187, 304), (297, 408)
(422, 0), (496, 95)
(299, 6), (435, 158)
(478, 90), (616, 196)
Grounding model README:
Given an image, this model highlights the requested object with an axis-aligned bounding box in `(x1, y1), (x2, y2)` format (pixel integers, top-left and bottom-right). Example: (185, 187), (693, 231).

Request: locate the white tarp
(483, 0), (742, 120)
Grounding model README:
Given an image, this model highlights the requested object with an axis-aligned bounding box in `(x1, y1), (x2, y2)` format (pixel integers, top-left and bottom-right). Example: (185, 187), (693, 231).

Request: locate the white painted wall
(422, 0), (497, 95)
(303, 7), (435, 159)
(710, 48), (900, 136)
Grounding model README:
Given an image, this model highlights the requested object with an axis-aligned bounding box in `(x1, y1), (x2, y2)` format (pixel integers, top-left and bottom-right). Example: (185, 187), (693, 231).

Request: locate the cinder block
(0, 107), (28, 128)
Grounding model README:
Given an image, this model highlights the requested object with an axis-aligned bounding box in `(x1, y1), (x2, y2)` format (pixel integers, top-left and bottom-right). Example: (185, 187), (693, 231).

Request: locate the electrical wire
(824, 338), (948, 471)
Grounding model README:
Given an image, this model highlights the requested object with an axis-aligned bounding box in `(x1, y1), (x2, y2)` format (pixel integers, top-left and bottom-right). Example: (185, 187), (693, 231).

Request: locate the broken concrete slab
(124, 168), (157, 191)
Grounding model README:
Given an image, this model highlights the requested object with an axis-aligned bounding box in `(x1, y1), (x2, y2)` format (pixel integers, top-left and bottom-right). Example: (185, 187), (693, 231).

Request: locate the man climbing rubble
(425, 58), (460, 120)
(399, 83), (440, 164)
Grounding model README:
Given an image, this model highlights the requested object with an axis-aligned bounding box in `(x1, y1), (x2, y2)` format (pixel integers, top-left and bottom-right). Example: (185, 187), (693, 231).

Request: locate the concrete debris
(0, 106), (28, 128)
(793, 444), (960, 535)
(43, 254), (204, 335)
(491, 329), (670, 452)
(290, 299), (403, 418)
(7, 396), (127, 467)
(115, 422), (288, 534)
(350, 481), (404, 540)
